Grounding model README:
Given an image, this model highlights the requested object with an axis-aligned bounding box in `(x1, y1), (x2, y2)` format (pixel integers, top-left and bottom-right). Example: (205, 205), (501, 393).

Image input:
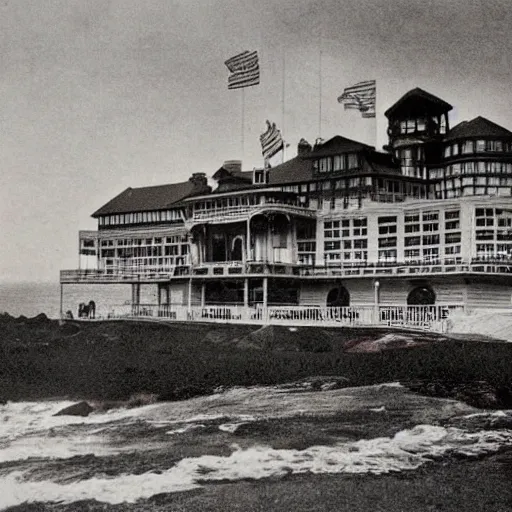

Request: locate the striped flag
(225, 50), (260, 89)
(337, 80), (376, 118)
(260, 120), (284, 160)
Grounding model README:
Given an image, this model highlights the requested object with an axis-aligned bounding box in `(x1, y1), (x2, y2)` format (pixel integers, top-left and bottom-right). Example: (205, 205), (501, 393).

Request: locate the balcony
(60, 257), (512, 284)
(187, 201), (315, 226)
(60, 266), (190, 283)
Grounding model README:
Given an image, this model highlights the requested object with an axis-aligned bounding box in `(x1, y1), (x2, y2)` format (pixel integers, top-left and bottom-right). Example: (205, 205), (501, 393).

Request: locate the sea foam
(1, 424), (511, 509)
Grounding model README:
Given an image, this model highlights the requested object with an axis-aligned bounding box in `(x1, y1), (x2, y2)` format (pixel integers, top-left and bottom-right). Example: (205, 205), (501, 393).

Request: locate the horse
(88, 300), (96, 319)
(78, 301), (96, 319)
(78, 302), (89, 318)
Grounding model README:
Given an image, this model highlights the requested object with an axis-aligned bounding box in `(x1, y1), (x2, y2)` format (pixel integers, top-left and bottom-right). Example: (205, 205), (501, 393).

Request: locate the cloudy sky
(1, 0), (512, 282)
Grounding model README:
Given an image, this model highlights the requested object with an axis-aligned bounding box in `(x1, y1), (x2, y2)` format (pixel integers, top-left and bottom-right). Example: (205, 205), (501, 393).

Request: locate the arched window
(407, 286), (436, 305)
(327, 285), (350, 307)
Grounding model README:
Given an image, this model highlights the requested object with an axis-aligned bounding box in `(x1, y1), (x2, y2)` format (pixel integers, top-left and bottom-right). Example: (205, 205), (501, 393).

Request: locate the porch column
(131, 282), (141, 315)
(244, 278), (249, 307)
(201, 281), (206, 307)
(246, 218), (251, 262)
(373, 280), (380, 324)
(187, 278), (192, 314)
(263, 277), (268, 308)
(131, 283), (141, 305)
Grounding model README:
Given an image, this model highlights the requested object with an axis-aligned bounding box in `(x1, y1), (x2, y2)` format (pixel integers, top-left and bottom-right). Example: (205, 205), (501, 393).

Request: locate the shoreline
(1, 312), (511, 409)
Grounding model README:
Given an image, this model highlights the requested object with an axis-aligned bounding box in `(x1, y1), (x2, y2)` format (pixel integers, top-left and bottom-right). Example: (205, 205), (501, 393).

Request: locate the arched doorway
(407, 286), (436, 305)
(327, 285), (350, 307)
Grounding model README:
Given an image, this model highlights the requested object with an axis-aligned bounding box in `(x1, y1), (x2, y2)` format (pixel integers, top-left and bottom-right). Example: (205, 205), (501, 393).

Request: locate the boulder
(54, 401), (94, 417)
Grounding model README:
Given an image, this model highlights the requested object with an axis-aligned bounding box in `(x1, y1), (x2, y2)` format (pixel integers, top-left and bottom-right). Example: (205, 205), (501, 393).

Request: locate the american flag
(225, 50), (260, 89)
(337, 80), (376, 118)
(260, 120), (284, 160)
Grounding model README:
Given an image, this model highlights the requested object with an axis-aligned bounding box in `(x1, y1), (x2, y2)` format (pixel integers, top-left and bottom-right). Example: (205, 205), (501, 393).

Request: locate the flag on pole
(225, 50), (260, 89)
(337, 80), (376, 118)
(260, 120), (284, 160)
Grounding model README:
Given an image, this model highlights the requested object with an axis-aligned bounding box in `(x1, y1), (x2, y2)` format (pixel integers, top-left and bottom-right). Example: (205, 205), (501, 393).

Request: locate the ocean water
(0, 282), (144, 319)
(1, 385), (512, 509)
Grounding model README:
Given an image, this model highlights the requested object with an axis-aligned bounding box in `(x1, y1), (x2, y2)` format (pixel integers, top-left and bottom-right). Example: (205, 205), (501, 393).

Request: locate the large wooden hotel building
(61, 88), (512, 328)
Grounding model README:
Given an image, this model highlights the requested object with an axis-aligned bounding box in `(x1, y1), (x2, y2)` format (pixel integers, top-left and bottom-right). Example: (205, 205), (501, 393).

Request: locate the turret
(384, 88), (452, 179)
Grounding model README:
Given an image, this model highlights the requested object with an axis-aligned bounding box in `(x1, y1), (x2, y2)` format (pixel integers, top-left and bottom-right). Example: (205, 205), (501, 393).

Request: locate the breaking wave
(1, 424), (512, 508)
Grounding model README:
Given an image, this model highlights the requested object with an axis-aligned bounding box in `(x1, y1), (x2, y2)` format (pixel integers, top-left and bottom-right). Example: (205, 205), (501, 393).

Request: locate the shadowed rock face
(54, 401), (94, 417)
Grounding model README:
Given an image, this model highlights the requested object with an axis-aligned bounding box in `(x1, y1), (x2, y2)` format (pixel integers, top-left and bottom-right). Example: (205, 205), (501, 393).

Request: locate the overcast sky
(2, 0), (512, 282)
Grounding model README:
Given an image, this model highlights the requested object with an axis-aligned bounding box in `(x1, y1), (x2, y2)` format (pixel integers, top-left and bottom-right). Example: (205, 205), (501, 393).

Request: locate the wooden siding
(466, 281), (512, 309)
(300, 279), (374, 306)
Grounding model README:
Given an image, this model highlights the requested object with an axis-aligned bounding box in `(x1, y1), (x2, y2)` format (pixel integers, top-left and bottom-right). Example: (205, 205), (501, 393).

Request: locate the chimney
(297, 138), (312, 157)
(189, 172), (209, 193)
(223, 160), (242, 174)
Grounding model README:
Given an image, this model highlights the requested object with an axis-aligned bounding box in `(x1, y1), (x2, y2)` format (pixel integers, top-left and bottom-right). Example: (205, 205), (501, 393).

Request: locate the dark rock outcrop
(404, 379), (512, 409)
(54, 401), (94, 417)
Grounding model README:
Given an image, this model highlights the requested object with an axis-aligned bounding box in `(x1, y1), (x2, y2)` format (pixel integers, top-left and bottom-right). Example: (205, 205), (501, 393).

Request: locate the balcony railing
(75, 303), (464, 332)
(60, 258), (512, 283)
(188, 201), (315, 225)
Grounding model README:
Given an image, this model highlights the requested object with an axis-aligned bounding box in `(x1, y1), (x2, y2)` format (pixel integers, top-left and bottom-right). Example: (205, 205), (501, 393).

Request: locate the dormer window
(253, 168), (268, 184)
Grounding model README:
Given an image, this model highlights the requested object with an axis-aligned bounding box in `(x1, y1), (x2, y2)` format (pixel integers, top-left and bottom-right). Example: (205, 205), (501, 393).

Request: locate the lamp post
(373, 280), (380, 324)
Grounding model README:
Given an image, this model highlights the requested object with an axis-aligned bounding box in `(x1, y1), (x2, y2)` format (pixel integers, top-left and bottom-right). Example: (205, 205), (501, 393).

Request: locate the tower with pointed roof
(385, 88), (452, 180)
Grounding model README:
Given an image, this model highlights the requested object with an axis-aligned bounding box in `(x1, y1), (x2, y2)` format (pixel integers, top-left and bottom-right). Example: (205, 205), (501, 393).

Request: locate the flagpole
(318, 35), (322, 139)
(241, 88), (245, 160)
(282, 48), (286, 161)
(374, 81), (378, 150)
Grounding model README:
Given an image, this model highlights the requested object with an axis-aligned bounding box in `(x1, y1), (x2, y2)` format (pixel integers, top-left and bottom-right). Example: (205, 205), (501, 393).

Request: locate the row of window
(99, 210), (183, 226)
(390, 115), (447, 136)
(314, 154), (359, 174)
(436, 187), (512, 199)
(443, 140), (511, 158)
(100, 236), (187, 247)
(430, 162), (512, 180)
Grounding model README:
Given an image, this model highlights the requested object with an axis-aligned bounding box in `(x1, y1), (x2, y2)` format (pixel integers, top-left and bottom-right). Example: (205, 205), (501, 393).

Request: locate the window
(445, 220), (460, 230)
(423, 234), (440, 245)
(378, 216), (397, 224)
(378, 237), (397, 248)
(348, 154), (358, 169)
(462, 140), (474, 154)
(405, 236), (421, 246)
(445, 233), (461, 244)
(378, 224), (397, 235)
(333, 155), (345, 171)
(405, 249), (420, 259)
(324, 241), (340, 251)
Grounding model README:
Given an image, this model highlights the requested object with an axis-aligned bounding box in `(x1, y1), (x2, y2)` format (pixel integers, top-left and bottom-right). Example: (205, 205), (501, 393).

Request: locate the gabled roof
(92, 180), (197, 217)
(265, 149), (398, 186)
(268, 156), (314, 185)
(306, 135), (372, 158)
(444, 116), (512, 141)
(384, 88), (452, 119)
(364, 150), (400, 174)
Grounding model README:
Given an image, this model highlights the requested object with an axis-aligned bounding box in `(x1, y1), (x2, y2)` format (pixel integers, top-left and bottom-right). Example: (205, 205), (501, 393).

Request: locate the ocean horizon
(0, 281), (144, 319)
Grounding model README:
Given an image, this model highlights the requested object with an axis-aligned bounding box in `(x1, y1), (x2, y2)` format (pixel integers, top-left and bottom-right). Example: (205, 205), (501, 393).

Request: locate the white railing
(85, 304), (464, 332)
(61, 259), (512, 283)
(190, 202), (315, 223)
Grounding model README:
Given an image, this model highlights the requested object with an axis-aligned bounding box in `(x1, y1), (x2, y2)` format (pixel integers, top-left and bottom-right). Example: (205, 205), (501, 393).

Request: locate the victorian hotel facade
(61, 88), (512, 328)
